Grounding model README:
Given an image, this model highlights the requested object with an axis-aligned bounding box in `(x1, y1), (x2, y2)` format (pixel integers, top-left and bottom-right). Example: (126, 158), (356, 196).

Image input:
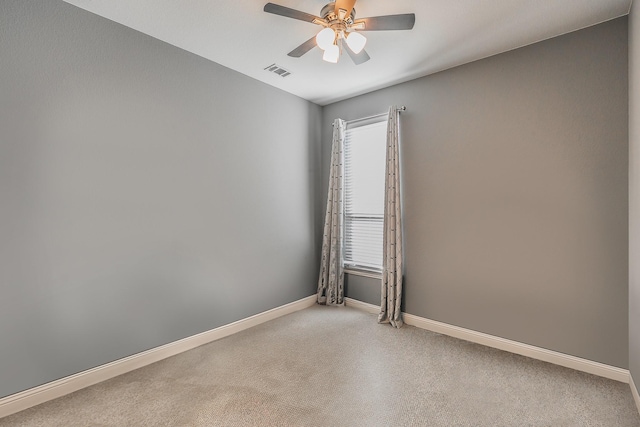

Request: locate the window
(343, 116), (388, 273)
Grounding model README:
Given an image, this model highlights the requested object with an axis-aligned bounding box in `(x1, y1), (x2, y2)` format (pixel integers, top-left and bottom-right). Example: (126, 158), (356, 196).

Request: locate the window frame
(342, 114), (388, 276)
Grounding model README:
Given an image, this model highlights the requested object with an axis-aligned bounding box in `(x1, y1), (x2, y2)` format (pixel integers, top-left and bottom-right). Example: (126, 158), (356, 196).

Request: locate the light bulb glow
(322, 44), (340, 63)
(316, 28), (336, 51)
(346, 32), (367, 54)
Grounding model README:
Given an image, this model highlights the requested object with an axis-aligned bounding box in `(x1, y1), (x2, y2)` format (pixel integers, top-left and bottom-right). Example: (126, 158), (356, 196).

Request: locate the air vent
(264, 63), (291, 78)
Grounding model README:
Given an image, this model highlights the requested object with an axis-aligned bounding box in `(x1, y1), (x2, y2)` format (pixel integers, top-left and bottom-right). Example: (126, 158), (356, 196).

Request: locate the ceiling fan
(263, 0), (415, 65)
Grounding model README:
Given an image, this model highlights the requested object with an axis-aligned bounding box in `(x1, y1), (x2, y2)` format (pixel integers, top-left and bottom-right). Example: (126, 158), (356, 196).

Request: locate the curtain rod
(332, 106), (406, 126)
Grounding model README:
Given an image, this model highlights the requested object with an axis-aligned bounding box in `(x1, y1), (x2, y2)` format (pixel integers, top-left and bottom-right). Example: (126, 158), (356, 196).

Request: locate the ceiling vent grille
(264, 63), (291, 77)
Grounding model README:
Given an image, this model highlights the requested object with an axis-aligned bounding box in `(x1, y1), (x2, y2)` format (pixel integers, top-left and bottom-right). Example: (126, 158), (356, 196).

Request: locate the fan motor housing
(321, 2), (356, 22)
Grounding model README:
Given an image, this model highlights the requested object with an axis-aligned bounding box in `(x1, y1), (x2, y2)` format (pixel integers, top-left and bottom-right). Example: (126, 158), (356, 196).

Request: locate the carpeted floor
(1, 305), (639, 426)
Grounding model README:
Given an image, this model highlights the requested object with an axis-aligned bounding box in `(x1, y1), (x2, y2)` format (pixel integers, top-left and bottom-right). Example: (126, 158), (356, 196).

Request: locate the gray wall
(0, 0), (320, 398)
(629, 0), (640, 393)
(344, 274), (380, 306)
(323, 18), (629, 368)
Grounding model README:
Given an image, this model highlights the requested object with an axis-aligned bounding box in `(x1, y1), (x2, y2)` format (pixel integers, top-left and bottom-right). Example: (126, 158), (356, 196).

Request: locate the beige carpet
(1, 305), (639, 426)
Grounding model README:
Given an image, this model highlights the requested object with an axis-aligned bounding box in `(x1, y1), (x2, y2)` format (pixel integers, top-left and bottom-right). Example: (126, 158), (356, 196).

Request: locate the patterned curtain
(317, 119), (346, 306)
(378, 106), (404, 328)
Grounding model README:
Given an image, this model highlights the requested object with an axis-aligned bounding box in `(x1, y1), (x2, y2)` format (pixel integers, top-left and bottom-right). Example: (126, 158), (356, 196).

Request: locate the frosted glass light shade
(316, 28), (336, 51)
(322, 44), (340, 63)
(346, 32), (367, 54)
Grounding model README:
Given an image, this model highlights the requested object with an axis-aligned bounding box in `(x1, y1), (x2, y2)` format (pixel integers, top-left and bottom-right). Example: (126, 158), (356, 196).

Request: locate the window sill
(344, 268), (382, 280)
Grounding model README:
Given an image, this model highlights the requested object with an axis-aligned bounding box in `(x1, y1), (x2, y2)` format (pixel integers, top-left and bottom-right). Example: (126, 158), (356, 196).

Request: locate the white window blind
(343, 117), (387, 272)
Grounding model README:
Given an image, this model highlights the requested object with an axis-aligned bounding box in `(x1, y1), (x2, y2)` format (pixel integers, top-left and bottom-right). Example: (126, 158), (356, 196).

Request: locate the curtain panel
(317, 118), (346, 306)
(378, 106), (404, 328)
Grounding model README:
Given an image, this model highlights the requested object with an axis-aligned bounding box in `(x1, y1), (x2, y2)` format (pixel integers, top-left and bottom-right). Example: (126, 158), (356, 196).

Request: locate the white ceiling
(63, 0), (631, 106)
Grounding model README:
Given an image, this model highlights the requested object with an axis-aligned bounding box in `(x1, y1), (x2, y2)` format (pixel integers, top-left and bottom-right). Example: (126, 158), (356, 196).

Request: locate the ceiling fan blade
(335, 0), (357, 20)
(288, 36), (317, 58)
(344, 42), (370, 65)
(354, 14), (416, 31)
(264, 3), (323, 24)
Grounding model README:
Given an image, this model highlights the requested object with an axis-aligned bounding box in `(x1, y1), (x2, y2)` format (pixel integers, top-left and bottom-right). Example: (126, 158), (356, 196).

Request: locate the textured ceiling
(63, 0), (631, 106)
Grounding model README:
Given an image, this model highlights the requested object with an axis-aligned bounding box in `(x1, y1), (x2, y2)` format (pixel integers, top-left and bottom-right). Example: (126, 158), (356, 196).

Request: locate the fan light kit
(264, 0), (415, 65)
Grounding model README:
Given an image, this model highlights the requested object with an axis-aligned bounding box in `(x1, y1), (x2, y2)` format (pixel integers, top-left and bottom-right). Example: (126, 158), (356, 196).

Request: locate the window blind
(343, 118), (387, 272)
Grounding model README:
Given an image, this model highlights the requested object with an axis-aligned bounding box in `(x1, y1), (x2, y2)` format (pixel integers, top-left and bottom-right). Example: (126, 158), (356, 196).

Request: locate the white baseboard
(344, 297), (380, 314)
(0, 295), (317, 420)
(344, 298), (629, 383)
(631, 374), (640, 416)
